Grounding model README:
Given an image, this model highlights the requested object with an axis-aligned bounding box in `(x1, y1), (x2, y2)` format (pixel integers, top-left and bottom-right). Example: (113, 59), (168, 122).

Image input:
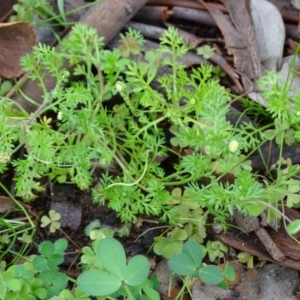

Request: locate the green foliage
(11, 0), (103, 27)
(237, 252), (254, 268)
(77, 237), (159, 299)
(11, 0), (55, 24)
(0, 186), (36, 265)
(286, 219), (300, 235)
(3, 20), (300, 300)
(258, 44), (300, 146)
(1, 23), (298, 231)
(0, 239), (68, 299)
(153, 201), (208, 258)
(0, 80), (13, 97)
(206, 241), (228, 262)
(168, 240), (235, 291)
(40, 210), (61, 233)
(2, 22), (300, 262)
(197, 45), (215, 59)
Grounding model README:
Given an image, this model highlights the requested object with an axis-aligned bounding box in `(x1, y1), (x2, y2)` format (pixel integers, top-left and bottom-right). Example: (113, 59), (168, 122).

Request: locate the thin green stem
(123, 284), (135, 300)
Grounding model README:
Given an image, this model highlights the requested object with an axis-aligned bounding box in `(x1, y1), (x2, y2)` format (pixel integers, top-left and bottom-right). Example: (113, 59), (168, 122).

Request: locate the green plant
(40, 210), (61, 233)
(153, 199), (208, 258)
(0, 239), (69, 299)
(237, 252), (254, 268)
(83, 219), (115, 243)
(197, 45), (215, 59)
(0, 184), (35, 265)
(2, 22), (300, 238)
(77, 237), (159, 300)
(206, 241), (228, 262)
(0, 80), (13, 97)
(168, 240), (235, 299)
(11, 0), (103, 27)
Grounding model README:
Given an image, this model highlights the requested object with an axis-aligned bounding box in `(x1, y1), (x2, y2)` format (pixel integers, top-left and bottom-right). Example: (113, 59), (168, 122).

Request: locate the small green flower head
(229, 140), (239, 153)
(190, 98), (196, 105)
(115, 81), (126, 93)
(57, 111), (63, 120)
(0, 152), (11, 164)
(296, 111), (300, 116)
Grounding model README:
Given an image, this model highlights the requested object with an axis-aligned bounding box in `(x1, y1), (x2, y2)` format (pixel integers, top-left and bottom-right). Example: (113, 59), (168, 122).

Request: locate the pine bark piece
(11, 0), (148, 113)
(200, 0), (261, 80)
(216, 207), (300, 269)
(267, 208), (300, 261)
(0, 195), (16, 213)
(233, 210), (285, 262)
(0, 22), (35, 78)
(214, 230), (300, 270)
(255, 227), (285, 262)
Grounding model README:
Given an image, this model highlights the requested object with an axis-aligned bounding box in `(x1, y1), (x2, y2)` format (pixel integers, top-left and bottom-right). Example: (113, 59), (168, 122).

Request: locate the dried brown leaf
(0, 21), (35, 78)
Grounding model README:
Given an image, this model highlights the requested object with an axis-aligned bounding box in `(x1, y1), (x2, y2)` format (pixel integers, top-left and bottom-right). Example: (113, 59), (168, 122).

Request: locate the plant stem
(123, 284), (135, 300)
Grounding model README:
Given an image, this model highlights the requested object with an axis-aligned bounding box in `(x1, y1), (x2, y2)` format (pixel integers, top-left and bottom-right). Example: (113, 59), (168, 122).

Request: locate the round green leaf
(198, 265), (223, 285)
(0, 284), (6, 299)
(39, 270), (55, 286)
(32, 256), (48, 271)
(182, 241), (203, 265)
(48, 254), (64, 266)
(6, 278), (21, 292)
(124, 255), (150, 286)
(0, 81), (12, 96)
(286, 219), (300, 235)
(53, 272), (68, 290)
(54, 239), (68, 254)
(48, 254), (64, 267)
(33, 287), (47, 299)
(38, 241), (55, 257)
(77, 270), (121, 296)
(143, 286), (160, 300)
(223, 264), (236, 281)
(170, 228), (187, 241)
(96, 238), (126, 279)
(168, 254), (196, 276)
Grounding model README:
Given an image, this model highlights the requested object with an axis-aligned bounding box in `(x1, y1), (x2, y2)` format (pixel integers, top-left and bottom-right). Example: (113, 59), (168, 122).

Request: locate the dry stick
(9, 0), (148, 114)
(133, 5), (171, 23)
(171, 6), (220, 27)
(133, 6), (225, 44)
(147, 0), (227, 13)
(148, 0), (299, 24)
(255, 227), (285, 262)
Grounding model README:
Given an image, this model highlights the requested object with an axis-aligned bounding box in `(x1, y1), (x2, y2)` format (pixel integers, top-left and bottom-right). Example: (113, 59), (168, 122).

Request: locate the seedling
(237, 252), (254, 268)
(197, 45), (215, 59)
(168, 240), (235, 299)
(40, 210), (61, 233)
(0, 239), (68, 299)
(206, 240), (228, 262)
(78, 237), (159, 299)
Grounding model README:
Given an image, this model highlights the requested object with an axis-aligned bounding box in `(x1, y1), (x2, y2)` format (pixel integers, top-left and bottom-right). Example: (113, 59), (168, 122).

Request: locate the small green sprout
(237, 252), (254, 268)
(197, 45), (215, 59)
(40, 210), (61, 233)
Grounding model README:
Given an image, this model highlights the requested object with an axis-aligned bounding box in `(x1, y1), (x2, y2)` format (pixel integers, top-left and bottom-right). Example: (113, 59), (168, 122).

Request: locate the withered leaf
(201, 0), (261, 80)
(0, 21), (35, 78)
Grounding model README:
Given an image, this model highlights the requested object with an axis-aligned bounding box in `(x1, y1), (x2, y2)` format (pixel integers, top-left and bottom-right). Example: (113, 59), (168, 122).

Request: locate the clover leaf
(40, 210), (61, 233)
(78, 237), (150, 297)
